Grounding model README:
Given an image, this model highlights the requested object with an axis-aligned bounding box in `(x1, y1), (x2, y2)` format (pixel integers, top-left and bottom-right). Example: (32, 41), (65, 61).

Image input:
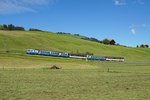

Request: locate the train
(26, 49), (124, 62)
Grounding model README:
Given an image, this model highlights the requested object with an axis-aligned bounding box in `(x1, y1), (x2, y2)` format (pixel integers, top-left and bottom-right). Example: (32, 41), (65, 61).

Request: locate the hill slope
(0, 30), (150, 62)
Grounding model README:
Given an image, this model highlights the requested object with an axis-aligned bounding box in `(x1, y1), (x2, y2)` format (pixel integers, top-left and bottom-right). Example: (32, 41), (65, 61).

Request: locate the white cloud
(113, 0), (145, 6)
(141, 24), (150, 28)
(137, 0), (144, 4)
(0, 0), (55, 14)
(142, 24), (146, 27)
(133, 0), (144, 5)
(21, 0), (51, 6)
(113, 0), (126, 6)
(130, 24), (136, 34)
(131, 28), (136, 34)
(129, 23), (150, 34)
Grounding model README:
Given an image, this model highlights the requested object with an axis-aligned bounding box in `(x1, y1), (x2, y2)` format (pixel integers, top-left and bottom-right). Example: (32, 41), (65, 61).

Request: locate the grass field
(0, 30), (150, 100)
(0, 53), (150, 100)
(1, 63), (150, 100)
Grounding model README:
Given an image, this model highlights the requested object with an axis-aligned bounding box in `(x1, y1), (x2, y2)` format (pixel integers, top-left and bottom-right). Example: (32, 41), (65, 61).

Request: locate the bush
(29, 28), (43, 32)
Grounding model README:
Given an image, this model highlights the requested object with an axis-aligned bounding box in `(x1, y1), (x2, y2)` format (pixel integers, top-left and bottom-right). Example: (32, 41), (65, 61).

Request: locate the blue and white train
(26, 49), (124, 62)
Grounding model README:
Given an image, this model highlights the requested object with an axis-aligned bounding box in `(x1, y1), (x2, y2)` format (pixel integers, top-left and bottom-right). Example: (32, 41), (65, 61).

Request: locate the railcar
(26, 49), (39, 55)
(105, 57), (124, 62)
(26, 49), (69, 58)
(87, 57), (106, 61)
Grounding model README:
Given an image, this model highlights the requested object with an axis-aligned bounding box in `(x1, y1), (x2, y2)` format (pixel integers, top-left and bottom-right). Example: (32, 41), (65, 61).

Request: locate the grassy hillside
(1, 30), (150, 100)
(0, 30), (150, 62)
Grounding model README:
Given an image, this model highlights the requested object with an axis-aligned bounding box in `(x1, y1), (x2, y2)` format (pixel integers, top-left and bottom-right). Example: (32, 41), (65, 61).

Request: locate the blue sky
(0, 0), (150, 47)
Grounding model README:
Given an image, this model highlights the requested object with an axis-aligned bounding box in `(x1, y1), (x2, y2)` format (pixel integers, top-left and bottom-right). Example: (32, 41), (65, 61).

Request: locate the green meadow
(0, 30), (150, 100)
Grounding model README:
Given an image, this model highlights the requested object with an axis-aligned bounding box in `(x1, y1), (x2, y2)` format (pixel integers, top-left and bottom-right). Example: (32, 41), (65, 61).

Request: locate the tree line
(56, 32), (116, 45)
(137, 44), (149, 48)
(0, 24), (25, 31)
(81, 37), (116, 45)
(0, 24), (43, 32)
